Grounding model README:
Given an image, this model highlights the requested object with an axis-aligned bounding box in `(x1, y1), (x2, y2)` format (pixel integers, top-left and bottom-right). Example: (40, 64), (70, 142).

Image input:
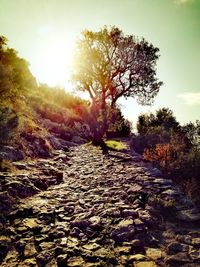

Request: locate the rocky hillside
(0, 141), (200, 267)
(0, 36), (91, 163)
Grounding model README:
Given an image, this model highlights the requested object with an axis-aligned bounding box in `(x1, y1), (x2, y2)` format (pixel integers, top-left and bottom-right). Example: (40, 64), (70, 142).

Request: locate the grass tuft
(105, 140), (127, 151)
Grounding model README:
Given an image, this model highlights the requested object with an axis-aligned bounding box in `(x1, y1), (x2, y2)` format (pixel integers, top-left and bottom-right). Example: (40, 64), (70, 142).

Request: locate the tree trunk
(89, 97), (109, 154)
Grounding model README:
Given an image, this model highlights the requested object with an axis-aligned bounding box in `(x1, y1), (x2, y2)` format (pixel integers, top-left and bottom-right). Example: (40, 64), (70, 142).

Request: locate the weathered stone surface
(114, 246), (132, 255)
(22, 218), (38, 229)
(134, 261), (157, 267)
(0, 146), (24, 161)
(146, 248), (162, 260)
(128, 253), (146, 261)
(0, 191), (13, 216)
(189, 250), (200, 261)
(6, 180), (40, 198)
(83, 242), (101, 251)
(167, 242), (188, 254)
(0, 236), (12, 262)
(24, 242), (37, 257)
(122, 209), (137, 218)
(0, 142), (200, 267)
(111, 225), (135, 242)
(36, 250), (54, 266)
(165, 252), (191, 265)
(191, 237), (200, 246)
(67, 256), (85, 266)
(57, 254), (68, 266)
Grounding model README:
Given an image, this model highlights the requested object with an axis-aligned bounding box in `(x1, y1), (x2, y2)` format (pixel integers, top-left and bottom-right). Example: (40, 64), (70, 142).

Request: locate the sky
(0, 0), (200, 126)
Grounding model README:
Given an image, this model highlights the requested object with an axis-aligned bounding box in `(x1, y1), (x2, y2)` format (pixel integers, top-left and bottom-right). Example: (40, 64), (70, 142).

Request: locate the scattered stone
(128, 253), (146, 261)
(67, 256), (85, 266)
(36, 250), (54, 266)
(83, 242), (101, 251)
(57, 254), (68, 266)
(0, 146), (24, 161)
(22, 258), (38, 267)
(146, 248), (162, 260)
(118, 219), (134, 227)
(165, 252), (191, 265)
(115, 246), (132, 255)
(6, 181), (40, 198)
(167, 242), (187, 254)
(134, 261), (157, 267)
(189, 250), (200, 261)
(111, 225), (135, 242)
(23, 218), (38, 229)
(0, 191), (13, 215)
(122, 209), (137, 218)
(24, 242), (37, 257)
(39, 242), (55, 251)
(191, 237), (200, 246)
(0, 236), (11, 261)
(1, 143), (199, 267)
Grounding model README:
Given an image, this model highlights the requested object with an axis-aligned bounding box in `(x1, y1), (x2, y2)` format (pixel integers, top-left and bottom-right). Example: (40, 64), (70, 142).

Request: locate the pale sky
(0, 0), (199, 125)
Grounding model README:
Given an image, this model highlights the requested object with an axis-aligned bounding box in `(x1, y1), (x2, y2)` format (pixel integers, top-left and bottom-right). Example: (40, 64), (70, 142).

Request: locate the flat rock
(83, 242), (101, 251)
(23, 218), (38, 229)
(111, 225), (135, 242)
(165, 252), (191, 265)
(146, 248), (162, 260)
(129, 254), (146, 261)
(134, 261), (157, 267)
(24, 242), (37, 257)
(67, 256), (85, 267)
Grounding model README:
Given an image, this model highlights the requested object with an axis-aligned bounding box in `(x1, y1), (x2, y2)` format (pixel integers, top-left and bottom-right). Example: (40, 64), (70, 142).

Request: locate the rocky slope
(0, 143), (200, 267)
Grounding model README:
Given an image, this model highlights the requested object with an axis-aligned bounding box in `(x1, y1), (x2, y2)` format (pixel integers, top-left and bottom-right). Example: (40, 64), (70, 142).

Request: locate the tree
(72, 26), (163, 148)
(137, 107), (179, 134)
(106, 106), (132, 137)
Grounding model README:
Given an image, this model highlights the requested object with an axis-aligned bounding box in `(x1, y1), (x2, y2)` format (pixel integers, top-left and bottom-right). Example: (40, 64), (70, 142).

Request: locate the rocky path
(0, 143), (200, 266)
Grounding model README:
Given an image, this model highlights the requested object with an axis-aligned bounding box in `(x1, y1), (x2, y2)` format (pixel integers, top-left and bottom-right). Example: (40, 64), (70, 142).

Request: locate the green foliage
(181, 120), (200, 148)
(107, 107), (132, 137)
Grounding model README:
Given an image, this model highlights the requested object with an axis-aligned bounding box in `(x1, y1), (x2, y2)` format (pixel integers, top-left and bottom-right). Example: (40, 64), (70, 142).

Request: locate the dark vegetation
(131, 107), (200, 207)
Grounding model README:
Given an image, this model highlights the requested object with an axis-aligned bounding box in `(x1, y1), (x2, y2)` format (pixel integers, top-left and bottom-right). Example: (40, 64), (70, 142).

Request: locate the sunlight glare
(31, 38), (74, 89)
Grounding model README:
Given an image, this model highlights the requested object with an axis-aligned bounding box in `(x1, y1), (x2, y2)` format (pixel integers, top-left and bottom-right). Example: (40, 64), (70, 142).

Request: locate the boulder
(111, 225), (135, 242)
(21, 133), (51, 158)
(5, 181), (40, 198)
(0, 191), (14, 216)
(0, 146), (24, 161)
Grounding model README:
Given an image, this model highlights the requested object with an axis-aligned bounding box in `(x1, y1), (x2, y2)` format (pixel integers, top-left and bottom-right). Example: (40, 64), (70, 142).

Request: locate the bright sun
(30, 38), (74, 89)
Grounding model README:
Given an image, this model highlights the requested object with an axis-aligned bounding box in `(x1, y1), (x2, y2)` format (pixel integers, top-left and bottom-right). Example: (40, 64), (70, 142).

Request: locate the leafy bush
(106, 107), (132, 137)
(132, 108), (200, 207)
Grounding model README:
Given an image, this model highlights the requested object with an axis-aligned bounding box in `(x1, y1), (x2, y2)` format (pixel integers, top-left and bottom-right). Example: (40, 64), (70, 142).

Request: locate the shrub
(133, 108), (200, 207)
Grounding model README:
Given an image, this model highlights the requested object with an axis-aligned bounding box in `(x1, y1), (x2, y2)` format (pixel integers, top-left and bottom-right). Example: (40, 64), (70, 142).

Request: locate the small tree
(107, 106), (132, 137)
(137, 107), (180, 134)
(72, 26), (162, 147)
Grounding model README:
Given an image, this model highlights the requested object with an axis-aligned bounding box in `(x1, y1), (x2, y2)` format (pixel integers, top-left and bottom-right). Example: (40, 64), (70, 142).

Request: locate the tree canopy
(72, 26), (163, 146)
